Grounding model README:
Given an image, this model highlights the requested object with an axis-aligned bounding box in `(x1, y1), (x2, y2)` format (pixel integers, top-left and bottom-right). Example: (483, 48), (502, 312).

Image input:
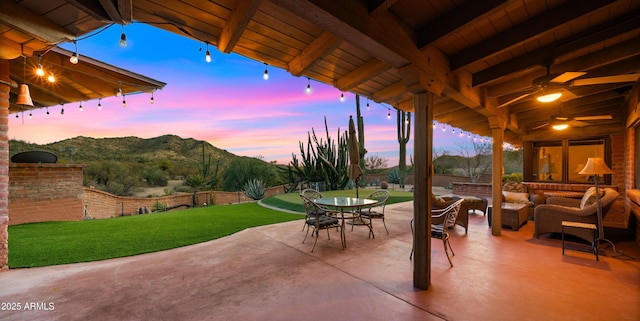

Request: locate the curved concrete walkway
(1, 202), (638, 321)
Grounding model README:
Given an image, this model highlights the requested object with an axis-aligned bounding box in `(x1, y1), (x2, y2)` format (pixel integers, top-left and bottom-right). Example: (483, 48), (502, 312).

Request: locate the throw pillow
(580, 187), (605, 209)
(502, 191), (533, 206)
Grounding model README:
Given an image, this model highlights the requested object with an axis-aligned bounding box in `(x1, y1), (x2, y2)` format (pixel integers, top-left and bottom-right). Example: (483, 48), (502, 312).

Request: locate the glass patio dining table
(313, 197), (378, 248)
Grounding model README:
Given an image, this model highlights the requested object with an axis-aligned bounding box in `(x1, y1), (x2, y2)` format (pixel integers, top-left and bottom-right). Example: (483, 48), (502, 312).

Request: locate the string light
(119, 24), (127, 47)
(79, 101), (83, 111)
(29, 111), (32, 119)
(150, 91), (155, 104)
(366, 99), (370, 110)
(387, 111), (391, 119)
(442, 125), (446, 132)
(60, 104), (65, 115)
(36, 55), (45, 76)
(263, 63), (269, 80)
(205, 42), (211, 63)
(46, 107), (49, 115)
(305, 77), (311, 94)
(340, 92), (345, 102)
(433, 121), (436, 128)
(116, 82), (122, 96)
(70, 40), (79, 64)
(47, 73), (55, 83)
(122, 95), (126, 107)
(98, 98), (102, 110)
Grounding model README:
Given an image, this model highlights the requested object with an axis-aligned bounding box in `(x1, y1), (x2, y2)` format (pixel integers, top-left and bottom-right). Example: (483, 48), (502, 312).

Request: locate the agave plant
(243, 178), (267, 200)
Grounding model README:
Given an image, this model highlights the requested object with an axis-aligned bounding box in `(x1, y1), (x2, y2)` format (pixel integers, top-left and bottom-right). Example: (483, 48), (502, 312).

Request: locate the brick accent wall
(0, 60), (9, 271)
(8, 164), (85, 225)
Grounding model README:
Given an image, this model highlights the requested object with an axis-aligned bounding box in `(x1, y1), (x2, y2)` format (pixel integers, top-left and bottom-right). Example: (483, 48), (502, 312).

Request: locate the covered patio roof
(1, 0), (639, 144)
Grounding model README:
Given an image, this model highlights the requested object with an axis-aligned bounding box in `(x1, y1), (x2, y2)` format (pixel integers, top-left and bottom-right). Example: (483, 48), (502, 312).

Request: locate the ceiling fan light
(537, 90), (562, 103)
(552, 123), (569, 130)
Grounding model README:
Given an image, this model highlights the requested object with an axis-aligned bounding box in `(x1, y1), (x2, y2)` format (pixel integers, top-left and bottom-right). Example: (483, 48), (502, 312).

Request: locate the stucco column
(489, 116), (505, 236)
(0, 60), (10, 271)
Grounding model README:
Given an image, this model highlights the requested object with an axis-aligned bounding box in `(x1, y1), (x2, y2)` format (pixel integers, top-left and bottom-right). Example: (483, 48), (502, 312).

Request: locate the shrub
(386, 168), (400, 184)
(243, 178), (267, 200)
(503, 173), (523, 183)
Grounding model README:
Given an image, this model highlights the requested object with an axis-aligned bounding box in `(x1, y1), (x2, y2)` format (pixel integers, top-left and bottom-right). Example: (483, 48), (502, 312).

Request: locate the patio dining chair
(357, 189), (391, 236)
(300, 189), (326, 231)
(300, 195), (343, 252)
(410, 199), (464, 267)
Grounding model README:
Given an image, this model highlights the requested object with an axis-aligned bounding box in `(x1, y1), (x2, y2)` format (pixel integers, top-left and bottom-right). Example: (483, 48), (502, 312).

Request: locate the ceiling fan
(497, 66), (640, 109)
(531, 112), (613, 131)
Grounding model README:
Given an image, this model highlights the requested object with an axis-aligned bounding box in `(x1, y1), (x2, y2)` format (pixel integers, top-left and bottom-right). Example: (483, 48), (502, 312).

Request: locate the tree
(455, 140), (492, 183)
(364, 155), (388, 174)
(84, 160), (140, 196)
(222, 157), (280, 192)
(397, 109), (411, 188)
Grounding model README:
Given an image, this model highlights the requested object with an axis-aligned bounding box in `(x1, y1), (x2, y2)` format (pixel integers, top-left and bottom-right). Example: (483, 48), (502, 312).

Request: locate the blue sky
(8, 23), (481, 165)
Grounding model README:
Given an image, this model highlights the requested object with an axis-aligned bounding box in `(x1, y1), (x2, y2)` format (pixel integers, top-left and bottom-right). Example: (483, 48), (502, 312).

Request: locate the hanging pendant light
(17, 56), (33, 106)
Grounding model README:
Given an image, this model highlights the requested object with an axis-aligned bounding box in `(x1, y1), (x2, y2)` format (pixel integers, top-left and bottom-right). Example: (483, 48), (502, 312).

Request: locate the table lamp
(541, 162), (558, 180)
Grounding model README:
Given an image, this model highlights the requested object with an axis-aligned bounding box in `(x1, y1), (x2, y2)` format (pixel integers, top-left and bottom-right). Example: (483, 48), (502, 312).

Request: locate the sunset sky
(8, 23), (479, 165)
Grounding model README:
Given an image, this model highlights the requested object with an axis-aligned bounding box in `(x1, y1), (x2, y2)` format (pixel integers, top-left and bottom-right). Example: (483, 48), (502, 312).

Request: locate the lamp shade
(578, 157), (614, 175)
(16, 84), (34, 106)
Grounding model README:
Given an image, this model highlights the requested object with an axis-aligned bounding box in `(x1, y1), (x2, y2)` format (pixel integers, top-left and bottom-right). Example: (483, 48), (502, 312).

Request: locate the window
(527, 137), (609, 184)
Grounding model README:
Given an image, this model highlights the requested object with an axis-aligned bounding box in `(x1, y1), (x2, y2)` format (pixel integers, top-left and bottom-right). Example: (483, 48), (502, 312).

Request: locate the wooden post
(489, 117), (505, 236)
(413, 91), (433, 289)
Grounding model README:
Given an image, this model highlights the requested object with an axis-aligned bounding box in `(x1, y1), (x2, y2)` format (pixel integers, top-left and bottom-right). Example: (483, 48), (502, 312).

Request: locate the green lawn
(8, 202), (301, 268)
(8, 189), (413, 268)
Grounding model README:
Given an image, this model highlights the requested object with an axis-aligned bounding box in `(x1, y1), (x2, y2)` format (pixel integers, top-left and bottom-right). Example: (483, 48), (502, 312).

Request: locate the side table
(561, 221), (599, 260)
(487, 203), (528, 231)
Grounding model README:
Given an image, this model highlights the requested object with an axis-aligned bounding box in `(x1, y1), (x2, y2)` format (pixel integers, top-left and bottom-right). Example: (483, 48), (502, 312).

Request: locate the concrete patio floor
(0, 202), (638, 321)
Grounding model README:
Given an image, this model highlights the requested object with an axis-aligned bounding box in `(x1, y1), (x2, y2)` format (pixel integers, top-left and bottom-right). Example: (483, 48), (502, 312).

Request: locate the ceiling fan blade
(497, 91), (537, 108)
(572, 74), (640, 86)
(569, 120), (590, 127)
(532, 123), (550, 130)
(550, 72), (587, 83)
(574, 115), (613, 121)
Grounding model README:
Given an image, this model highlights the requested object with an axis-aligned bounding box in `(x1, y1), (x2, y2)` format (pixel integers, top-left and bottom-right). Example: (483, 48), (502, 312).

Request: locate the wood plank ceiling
(2, 0), (639, 145)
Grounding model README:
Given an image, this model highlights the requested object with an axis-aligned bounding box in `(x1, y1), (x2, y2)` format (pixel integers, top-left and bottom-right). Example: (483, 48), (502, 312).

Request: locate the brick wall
(8, 164), (85, 225)
(0, 60), (9, 271)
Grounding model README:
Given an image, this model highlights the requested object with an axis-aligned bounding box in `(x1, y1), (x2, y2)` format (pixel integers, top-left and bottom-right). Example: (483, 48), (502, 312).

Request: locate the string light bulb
(263, 63), (269, 80)
(340, 92), (345, 102)
(98, 98), (102, 110)
(46, 107), (50, 115)
(70, 40), (79, 64)
(122, 95), (126, 107)
(205, 43), (211, 63)
(116, 82), (122, 97)
(305, 77), (311, 94)
(119, 24), (127, 47)
(36, 55), (45, 76)
(60, 105), (65, 115)
(387, 111), (391, 119)
(79, 102), (83, 111)
(29, 112), (32, 119)
(47, 73), (55, 83)
(150, 91), (155, 104)
(442, 125), (446, 132)
(432, 121), (436, 128)
(366, 99), (370, 110)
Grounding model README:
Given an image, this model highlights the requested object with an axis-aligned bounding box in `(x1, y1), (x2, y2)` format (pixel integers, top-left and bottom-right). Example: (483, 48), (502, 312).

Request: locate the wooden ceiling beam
(450, 0), (617, 70)
(473, 10), (640, 87)
(118, 0), (133, 24)
(367, 0), (398, 17)
(287, 31), (342, 76)
(486, 37), (640, 98)
(335, 58), (389, 92)
(416, 0), (509, 49)
(66, 0), (111, 22)
(0, 0), (75, 45)
(218, 0), (263, 54)
(372, 81), (406, 103)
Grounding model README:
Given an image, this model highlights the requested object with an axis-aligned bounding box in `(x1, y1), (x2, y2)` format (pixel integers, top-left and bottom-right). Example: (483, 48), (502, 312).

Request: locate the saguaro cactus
(397, 109), (411, 188)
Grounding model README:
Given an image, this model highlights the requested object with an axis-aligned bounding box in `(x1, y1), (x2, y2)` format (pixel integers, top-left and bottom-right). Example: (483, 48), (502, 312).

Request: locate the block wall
(8, 164), (85, 225)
